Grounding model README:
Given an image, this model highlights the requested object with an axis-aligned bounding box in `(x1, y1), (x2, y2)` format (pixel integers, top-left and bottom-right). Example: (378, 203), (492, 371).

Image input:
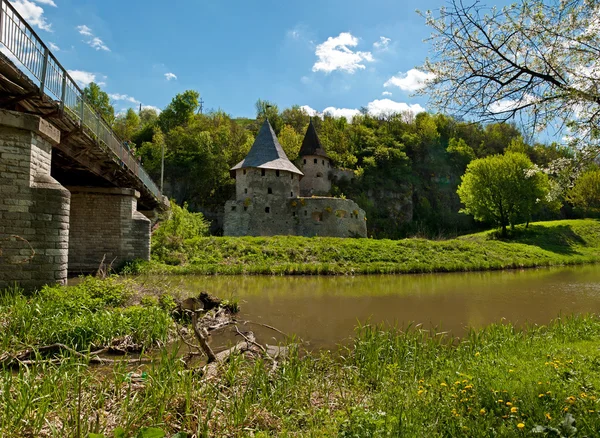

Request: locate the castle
(223, 119), (367, 237)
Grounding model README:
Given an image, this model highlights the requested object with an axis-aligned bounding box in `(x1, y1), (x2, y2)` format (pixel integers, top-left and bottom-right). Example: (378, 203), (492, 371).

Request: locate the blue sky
(8, 0), (512, 119)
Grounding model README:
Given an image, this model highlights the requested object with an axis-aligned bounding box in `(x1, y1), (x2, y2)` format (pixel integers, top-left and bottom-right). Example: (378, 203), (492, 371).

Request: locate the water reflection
(152, 265), (600, 349)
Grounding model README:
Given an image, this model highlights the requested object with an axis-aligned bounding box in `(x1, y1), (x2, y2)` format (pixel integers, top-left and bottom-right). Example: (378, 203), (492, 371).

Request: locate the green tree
(277, 124), (302, 161)
(255, 99), (283, 134)
(83, 82), (114, 124)
(457, 152), (551, 236)
(158, 90), (199, 132)
(139, 108), (159, 126)
(113, 108), (141, 141)
(567, 169), (600, 215)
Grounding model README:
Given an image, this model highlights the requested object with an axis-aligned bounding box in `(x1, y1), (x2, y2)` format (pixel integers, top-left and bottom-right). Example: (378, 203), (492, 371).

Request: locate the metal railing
(0, 0), (162, 202)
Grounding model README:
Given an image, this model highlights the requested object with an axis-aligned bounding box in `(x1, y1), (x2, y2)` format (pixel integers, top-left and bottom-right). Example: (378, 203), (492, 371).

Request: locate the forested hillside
(87, 86), (587, 238)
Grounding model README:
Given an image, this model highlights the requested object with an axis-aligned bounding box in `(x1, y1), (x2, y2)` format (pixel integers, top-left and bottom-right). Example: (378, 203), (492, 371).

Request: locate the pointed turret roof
(299, 118), (329, 159)
(230, 119), (303, 177)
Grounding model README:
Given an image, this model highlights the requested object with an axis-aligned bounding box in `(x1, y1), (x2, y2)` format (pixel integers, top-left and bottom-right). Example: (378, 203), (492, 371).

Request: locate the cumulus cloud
(382, 91), (392, 96)
(67, 69), (97, 87)
(141, 105), (161, 114)
(301, 99), (426, 122)
(48, 42), (59, 51)
(384, 68), (435, 92)
(373, 36), (391, 50)
(109, 93), (140, 104)
(76, 25), (110, 51)
(10, 0), (52, 31)
(366, 99), (425, 117)
(312, 32), (373, 74)
(164, 72), (177, 81)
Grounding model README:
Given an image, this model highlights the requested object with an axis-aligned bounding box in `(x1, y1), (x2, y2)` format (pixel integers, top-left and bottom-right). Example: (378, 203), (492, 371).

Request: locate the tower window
(322, 160), (325, 165)
(268, 187), (273, 194)
(290, 192), (293, 197)
(303, 159), (306, 164)
(314, 158), (317, 164)
(304, 210), (307, 216)
(244, 188), (247, 194)
(261, 169), (266, 176)
(265, 207), (270, 213)
(244, 206), (248, 211)
(231, 206), (236, 211)
(291, 174), (294, 180)
(316, 172), (323, 178)
(293, 212), (297, 217)
(276, 170), (280, 177)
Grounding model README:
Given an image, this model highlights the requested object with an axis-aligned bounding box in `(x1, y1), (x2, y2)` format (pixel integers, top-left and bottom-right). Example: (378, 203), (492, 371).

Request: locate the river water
(156, 264), (600, 350)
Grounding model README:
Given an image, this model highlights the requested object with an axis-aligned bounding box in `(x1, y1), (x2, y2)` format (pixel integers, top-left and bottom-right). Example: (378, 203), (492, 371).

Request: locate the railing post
(39, 46), (48, 96)
(59, 71), (66, 113)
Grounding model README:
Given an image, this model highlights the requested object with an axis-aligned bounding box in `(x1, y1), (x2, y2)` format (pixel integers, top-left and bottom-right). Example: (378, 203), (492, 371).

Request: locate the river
(153, 264), (600, 350)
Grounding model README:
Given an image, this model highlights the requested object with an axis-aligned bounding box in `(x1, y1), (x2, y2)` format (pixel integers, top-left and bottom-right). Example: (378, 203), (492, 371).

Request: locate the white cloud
(141, 105), (161, 114)
(109, 93), (140, 104)
(76, 25), (110, 51)
(312, 32), (373, 74)
(300, 105), (318, 117)
(10, 0), (52, 31)
(67, 69), (97, 87)
(33, 0), (56, 7)
(322, 106), (362, 121)
(373, 36), (391, 50)
(48, 42), (59, 51)
(164, 72), (177, 81)
(384, 68), (435, 92)
(366, 99), (425, 117)
(76, 25), (92, 36)
(382, 91), (392, 96)
(300, 76), (311, 84)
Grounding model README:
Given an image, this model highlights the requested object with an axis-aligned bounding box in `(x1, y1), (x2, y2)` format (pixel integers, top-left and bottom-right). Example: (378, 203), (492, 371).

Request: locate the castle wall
(299, 155), (331, 196)
(224, 197), (367, 238)
(235, 168), (300, 200)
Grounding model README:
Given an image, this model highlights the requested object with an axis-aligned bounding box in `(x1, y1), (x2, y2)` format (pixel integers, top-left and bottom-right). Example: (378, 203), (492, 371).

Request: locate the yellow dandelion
(506, 402), (513, 407)
(517, 423), (525, 429)
(498, 399), (504, 403)
(538, 394), (545, 398)
(511, 407), (518, 413)
(589, 410), (595, 413)
(455, 380), (461, 385)
(508, 369), (514, 373)
(465, 385), (473, 390)
(502, 415), (508, 419)
(475, 352), (480, 356)
(480, 408), (486, 415)
(418, 390), (424, 395)
(538, 382), (542, 385)
(545, 413), (552, 420)
(566, 396), (576, 405)
(441, 382), (447, 387)
(580, 393), (587, 398)
(563, 407), (569, 412)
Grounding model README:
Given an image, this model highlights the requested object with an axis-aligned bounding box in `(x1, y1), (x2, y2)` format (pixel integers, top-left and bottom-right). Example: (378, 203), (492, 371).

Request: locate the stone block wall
(234, 167), (300, 200)
(224, 196), (367, 238)
(0, 109), (70, 291)
(299, 155), (332, 196)
(68, 187), (150, 274)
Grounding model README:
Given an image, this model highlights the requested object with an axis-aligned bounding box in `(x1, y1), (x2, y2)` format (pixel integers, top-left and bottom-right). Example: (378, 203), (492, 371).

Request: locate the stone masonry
(68, 187), (150, 274)
(0, 109), (70, 290)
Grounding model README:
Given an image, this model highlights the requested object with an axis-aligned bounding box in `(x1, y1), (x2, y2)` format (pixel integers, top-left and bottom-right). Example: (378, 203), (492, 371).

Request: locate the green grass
(132, 219), (600, 275)
(3, 315), (600, 436)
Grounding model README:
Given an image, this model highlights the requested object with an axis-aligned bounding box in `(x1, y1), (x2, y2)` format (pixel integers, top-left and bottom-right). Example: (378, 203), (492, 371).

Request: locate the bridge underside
(0, 109), (155, 290)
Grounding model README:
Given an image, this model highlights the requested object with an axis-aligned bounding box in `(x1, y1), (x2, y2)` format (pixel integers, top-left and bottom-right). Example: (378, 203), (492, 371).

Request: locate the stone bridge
(0, 1), (168, 290)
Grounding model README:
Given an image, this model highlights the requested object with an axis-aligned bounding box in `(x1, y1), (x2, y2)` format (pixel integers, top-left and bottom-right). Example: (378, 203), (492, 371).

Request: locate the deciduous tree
(83, 82), (114, 124)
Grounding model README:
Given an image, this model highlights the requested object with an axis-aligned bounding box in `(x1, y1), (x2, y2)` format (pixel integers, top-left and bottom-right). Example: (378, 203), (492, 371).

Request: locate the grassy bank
(134, 219), (600, 275)
(2, 301), (600, 436)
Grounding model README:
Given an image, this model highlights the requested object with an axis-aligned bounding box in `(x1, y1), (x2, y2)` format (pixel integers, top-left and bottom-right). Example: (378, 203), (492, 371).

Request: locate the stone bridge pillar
(67, 187), (150, 274)
(0, 109), (70, 291)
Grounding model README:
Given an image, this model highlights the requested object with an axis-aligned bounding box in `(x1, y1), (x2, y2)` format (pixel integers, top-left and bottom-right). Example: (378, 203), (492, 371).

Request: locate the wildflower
(511, 407), (518, 413)
(506, 402), (513, 407)
(589, 410), (595, 413)
(545, 413), (551, 420)
(454, 381), (461, 385)
(538, 394), (545, 398)
(480, 408), (486, 415)
(417, 390), (424, 395)
(441, 382), (447, 387)
(580, 393), (587, 398)
(498, 399), (504, 403)
(509, 369), (514, 373)
(566, 396), (576, 405)
(538, 382), (542, 385)
(465, 385), (473, 390)
(517, 423), (525, 429)
(475, 352), (480, 356)
(563, 407), (569, 412)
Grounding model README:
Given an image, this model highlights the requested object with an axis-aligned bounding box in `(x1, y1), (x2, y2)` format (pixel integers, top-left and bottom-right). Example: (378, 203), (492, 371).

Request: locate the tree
(255, 99), (283, 134)
(457, 152), (551, 236)
(158, 90), (200, 132)
(420, 0), (600, 149)
(113, 108), (141, 142)
(567, 169), (600, 214)
(83, 82), (114, 124)
(139, 108), (159, 126)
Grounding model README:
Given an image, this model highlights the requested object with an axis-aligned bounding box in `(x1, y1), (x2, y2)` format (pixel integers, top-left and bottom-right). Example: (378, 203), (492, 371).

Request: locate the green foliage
(83, 82), (115, 124)
(567, 169), (600, 215)
(113, 108), (141, 142)
(158, 90), (199, 132)
(458, 152), (552, 236)
(152, 201), (210, 264)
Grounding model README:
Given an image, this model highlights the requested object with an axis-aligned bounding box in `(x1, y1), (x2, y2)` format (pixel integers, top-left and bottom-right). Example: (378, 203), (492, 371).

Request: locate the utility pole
(160, 140), (165, 193)
(198, 97), (204, 115)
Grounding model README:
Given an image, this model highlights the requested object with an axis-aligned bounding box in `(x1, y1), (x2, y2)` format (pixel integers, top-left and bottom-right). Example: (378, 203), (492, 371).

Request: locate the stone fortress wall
(299, 154), (332, 196)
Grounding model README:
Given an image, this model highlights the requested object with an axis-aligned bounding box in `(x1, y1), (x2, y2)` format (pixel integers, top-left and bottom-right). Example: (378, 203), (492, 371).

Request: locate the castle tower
(298, 119), (331, 196)
(230, 119), (302, 200)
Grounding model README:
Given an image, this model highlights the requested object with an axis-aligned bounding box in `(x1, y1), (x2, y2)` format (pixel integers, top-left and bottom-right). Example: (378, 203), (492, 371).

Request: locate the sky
(5, 0), (512, 119)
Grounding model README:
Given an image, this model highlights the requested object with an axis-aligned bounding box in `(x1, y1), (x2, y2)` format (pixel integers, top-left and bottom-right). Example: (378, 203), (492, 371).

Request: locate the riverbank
(133, 219), (600, 275)
(2, 276), (600, 437)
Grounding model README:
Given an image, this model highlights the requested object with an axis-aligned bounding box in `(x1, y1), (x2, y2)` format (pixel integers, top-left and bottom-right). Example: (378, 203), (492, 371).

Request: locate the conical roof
(231, 119), (303, 177)
(299, 118), (329, 159)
